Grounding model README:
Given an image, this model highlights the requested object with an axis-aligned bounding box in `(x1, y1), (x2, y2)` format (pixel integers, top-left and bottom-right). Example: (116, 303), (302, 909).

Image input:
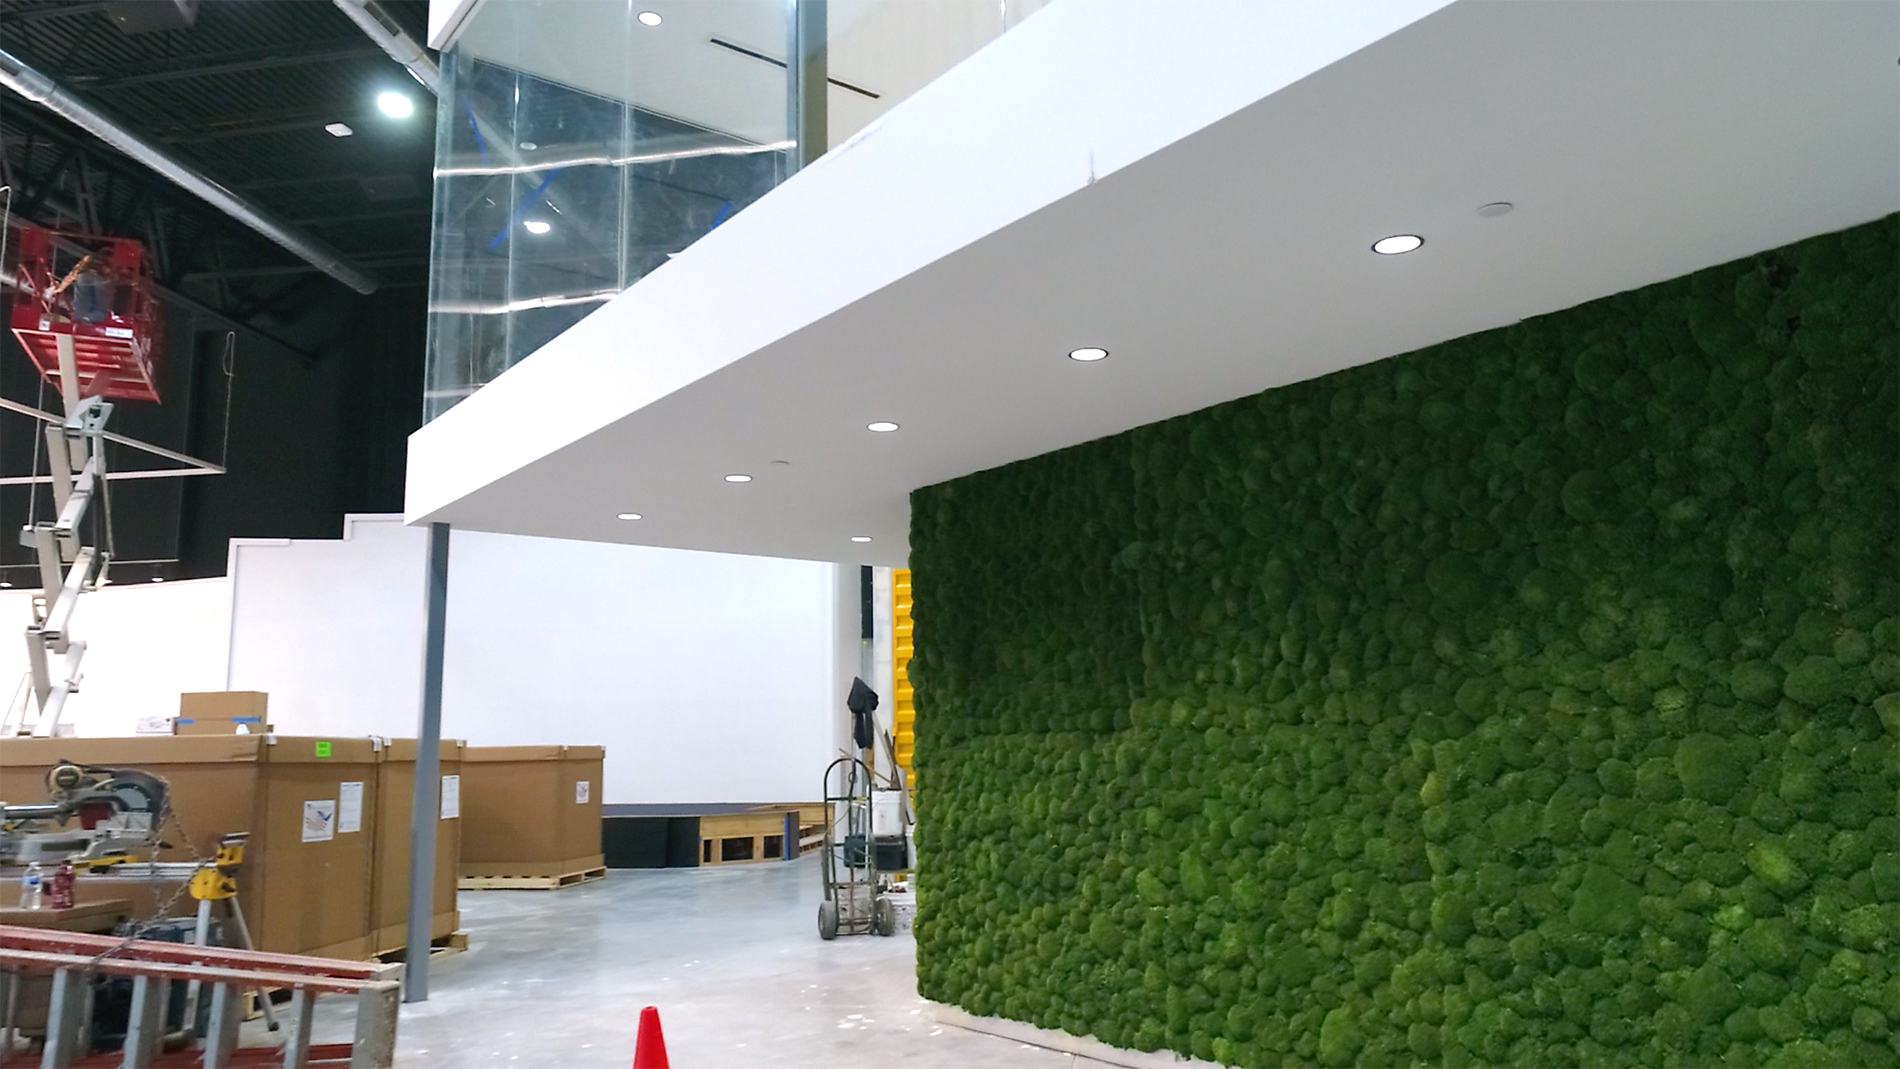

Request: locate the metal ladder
(14, 334), (113, 738)
(0, 923), (402, 1067)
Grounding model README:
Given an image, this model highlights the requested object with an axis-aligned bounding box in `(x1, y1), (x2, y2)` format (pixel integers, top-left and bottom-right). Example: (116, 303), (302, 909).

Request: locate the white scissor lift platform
(9, 333), (114, 738)
(3, 223), (228, 737)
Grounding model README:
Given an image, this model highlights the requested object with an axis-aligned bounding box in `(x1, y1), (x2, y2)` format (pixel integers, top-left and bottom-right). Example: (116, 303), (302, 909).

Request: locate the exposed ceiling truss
(0, 0), (435, 354)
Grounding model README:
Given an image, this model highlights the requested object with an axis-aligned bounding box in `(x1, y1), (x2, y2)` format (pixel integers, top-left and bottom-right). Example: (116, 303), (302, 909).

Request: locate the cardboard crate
(369, 738), (465, 955)
(175, 691), (272, 735)
(459, 745), (604, 882)
(0, 735), (379, 959)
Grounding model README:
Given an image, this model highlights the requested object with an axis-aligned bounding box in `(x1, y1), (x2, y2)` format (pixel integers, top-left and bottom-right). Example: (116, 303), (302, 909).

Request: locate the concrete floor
(268, 856), (1083, 1067)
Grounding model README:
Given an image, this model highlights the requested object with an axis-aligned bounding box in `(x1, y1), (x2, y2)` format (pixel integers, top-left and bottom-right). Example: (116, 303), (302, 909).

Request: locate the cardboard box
(459, 745), (604, 878)
(369, 738), (464, 955)
(0, 735), (378, 959)
(176, 691), (271, 734)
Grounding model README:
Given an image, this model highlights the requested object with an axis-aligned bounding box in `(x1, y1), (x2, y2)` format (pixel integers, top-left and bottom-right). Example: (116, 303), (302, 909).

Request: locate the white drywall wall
(0, 577), (231, 737)
(224, 516), (841, 805)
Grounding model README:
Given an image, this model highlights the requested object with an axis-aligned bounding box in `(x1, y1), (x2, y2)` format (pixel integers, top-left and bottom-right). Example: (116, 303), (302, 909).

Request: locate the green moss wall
(908, 216), (1899, 1069)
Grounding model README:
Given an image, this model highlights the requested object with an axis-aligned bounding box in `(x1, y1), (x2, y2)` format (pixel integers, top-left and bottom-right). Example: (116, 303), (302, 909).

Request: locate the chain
(82, 784), (218, 970)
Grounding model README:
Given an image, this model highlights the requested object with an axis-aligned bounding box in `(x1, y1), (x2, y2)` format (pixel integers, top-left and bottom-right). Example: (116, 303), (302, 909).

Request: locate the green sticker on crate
(314, 741), (332, 758)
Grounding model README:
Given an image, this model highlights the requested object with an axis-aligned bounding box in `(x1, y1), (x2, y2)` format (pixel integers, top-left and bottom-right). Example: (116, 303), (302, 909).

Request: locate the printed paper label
(575, 780), (591, 804)
(338, 782), (364, 834)
(302, 799), (336, 843)
(440, 774), (461, 820)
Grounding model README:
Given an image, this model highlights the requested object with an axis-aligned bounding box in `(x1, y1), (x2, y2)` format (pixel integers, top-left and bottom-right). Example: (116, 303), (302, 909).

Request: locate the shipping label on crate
(575, 780), (591, 804)
(441, 774), (461, 820)
(338, 782), (364, 834)
(302, 799), (337, 843)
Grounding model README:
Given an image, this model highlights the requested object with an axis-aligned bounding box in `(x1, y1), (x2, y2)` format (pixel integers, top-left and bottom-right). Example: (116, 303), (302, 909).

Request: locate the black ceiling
(1, 0), (435, 299)
(1, 0), (435, 579)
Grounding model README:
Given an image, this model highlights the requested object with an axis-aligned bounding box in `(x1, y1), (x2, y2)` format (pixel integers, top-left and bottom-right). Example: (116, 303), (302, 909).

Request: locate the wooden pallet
(457, 867), (606, 891)
(701, 808), (825, 865)
(372, 930), (469, 963)
(241, 932), (467, 1017)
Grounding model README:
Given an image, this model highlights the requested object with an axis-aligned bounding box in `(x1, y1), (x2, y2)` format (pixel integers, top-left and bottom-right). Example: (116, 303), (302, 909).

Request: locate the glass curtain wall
(424, 0), (1050, 421)
(425, 0), (791, 419)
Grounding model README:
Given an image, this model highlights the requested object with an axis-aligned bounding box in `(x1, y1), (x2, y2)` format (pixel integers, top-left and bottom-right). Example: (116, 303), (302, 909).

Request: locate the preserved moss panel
(909, 215), (1900, 1068)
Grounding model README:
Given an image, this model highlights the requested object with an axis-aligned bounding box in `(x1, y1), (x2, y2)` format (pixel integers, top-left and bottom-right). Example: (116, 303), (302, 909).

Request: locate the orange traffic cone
(632, 1005), (670, 1069)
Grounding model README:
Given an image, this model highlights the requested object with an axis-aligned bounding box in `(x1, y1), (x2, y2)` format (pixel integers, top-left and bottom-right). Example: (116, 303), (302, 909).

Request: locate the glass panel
(423, 0), (1052, 422)
(425, 0), (793, 420)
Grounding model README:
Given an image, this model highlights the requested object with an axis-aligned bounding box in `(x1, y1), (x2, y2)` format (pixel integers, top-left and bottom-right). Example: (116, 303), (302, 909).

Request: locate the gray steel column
(787, 0), (827, 171)
(403, 521), (451, 1002)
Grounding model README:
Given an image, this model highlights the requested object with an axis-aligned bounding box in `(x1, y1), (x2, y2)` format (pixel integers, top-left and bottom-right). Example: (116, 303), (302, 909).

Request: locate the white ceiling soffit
(406, 0), (1900, 568)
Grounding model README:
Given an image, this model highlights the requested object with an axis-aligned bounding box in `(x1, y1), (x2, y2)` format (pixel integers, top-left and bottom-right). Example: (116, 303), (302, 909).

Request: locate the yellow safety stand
(189, 836), (244, 902)
(180, 833), (279, 1035)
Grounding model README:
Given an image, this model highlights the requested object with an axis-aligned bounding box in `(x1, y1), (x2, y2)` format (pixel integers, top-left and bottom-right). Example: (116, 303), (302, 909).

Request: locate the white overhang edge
(404, 0), (1455, 524)
(426, 0), (483, 50)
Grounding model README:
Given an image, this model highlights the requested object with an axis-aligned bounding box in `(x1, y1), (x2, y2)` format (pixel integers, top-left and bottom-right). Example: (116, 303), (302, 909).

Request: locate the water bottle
(19, 862), (44, 909)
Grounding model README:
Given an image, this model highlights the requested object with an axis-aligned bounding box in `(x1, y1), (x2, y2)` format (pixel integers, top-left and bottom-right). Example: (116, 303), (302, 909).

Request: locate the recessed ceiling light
(1371, 234), (1424, 255)
(616, 512), (642, 521)
(324, 122), (354, 138)
(151, 576), (165, 583)
(866, 421), (899, 433)
(637, 10), (662, 26)
(724, 474), (752, 483)
(376, 91), (415, 119)
(1068, 347), (1108, 362)
(523, 220), (552, 235)
(519, 141), (538, 151)
(1, 581), (14, 588)
(851, 536), (873, 543)
(1477, 202), (1514, 218)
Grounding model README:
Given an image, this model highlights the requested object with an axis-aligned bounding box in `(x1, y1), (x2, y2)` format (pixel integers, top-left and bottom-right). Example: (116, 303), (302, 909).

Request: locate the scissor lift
(8, 226), (163, 402)
(4, 226), (166, 737)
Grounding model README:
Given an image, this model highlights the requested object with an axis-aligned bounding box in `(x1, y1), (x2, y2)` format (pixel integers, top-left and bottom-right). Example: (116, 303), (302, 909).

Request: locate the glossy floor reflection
(256, 856), (1078, 1067)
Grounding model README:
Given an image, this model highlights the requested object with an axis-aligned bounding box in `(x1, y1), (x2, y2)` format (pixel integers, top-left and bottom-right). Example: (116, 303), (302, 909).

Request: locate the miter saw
(0, 760), (168, 866)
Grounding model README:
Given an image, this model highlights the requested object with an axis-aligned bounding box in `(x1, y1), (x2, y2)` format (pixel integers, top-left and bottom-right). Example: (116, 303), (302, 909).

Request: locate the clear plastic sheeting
(423, 0), (1051, 421)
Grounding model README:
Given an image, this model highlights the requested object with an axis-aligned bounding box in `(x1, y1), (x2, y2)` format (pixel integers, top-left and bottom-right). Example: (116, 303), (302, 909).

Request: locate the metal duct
(0, 46), (380, 295)
(333, 0), (442, 96)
